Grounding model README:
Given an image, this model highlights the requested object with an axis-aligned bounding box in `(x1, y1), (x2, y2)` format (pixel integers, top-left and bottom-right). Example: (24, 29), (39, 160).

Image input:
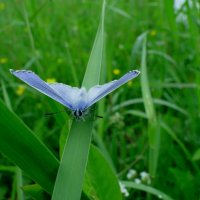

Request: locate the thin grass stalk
(161, 121), (198, 172)
(16, 167), (24, 200)
(140, 35), (160, 178)
(121, 181), (174, 200)
(11, 176), (16, 200)
(22, 0), (42, 73)
(97, 43), (106, 138)
(65, 45), (79, 86)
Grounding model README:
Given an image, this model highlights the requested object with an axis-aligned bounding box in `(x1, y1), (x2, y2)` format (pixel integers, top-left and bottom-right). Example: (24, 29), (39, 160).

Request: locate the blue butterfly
(10, 69), (140, 119)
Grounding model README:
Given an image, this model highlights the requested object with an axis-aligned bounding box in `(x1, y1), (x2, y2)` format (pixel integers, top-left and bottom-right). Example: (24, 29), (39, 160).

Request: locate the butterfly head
(73, 109), (83, 117)
(73, 108), (88, 120)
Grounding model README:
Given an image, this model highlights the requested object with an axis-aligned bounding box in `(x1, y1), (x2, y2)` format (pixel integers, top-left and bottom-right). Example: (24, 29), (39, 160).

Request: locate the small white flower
(124, 190), (129, 197)
(119, 182), (129, 197)
(140, 171), (151, 184)
(140, 171), (148, 178)
(134, 178), (141, 184)
(127, 169), (137, 179)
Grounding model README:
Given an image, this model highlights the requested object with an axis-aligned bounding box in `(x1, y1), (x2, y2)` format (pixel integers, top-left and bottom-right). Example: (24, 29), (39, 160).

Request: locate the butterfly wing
(10, 69), (75, 110)
(86, 70), (140, 108)
(48, 83), (88, 111)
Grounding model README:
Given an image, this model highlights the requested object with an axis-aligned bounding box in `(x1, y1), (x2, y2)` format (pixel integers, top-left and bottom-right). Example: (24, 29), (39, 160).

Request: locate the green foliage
(52, 1), (107, 199)
(23, 184), (50, 200)
(0, 0), (200, 200)
(84, 145), (122, 200)
(121, 181), (174, 200)
(0, 99), (59, 193)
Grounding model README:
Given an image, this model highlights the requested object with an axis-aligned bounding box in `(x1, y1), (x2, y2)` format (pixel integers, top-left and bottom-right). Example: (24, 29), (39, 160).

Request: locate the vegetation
(0, 0), (200, 199)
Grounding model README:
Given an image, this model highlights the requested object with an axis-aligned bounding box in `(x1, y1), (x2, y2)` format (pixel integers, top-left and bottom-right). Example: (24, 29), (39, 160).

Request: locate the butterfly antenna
(96, 115), (103, 119)
(45, 109), (66, 116)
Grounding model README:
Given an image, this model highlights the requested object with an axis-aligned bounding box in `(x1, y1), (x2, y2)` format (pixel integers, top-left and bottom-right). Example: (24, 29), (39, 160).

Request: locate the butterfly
(10, 69), (140, 119)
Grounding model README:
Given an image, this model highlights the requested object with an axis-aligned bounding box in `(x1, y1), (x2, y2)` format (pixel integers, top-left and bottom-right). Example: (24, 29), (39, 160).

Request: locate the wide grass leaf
(52, 1), (106, 200)
(83, 145), (122, 200)
(82, 0), (106, 89)
(52, 117), (94, 200)
(0, 99), (59, 194)
(81, 0), (105, 89)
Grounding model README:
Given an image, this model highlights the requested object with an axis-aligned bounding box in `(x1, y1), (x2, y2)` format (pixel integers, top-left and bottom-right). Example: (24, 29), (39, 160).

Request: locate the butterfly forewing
(86, 70), (140, 108)
(10, 70), (73, 110)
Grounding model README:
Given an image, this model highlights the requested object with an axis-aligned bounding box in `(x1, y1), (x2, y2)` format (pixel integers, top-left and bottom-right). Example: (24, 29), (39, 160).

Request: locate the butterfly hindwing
(49, 83), (88, 110)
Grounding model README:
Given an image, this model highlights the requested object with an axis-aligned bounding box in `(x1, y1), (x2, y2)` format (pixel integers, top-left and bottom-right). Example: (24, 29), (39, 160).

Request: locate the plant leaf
(0, 99), (59, 194)
(140, 35), (160, 177)
(83, 145), (122, 200)
(23, 184), (50, 200)
(121, 181), (174, 200)
(81, 0), (106, 89)
(52, 1), (106, 200)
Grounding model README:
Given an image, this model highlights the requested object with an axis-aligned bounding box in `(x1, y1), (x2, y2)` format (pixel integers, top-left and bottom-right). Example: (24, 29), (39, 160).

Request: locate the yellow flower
(46, 78), (56, 83)
(127, 81), (133, 87)
(0, 57), (8, 64)
(150, 30), (157, 37)
(113, 69), (121, 75)
(0, 2), (5, 11)
(16, 85), (26, 96)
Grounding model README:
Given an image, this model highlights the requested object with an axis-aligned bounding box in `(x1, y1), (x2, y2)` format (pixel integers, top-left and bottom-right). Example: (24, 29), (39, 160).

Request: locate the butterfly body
(73, 109), (84, 118)
(10, 69), (140, 118)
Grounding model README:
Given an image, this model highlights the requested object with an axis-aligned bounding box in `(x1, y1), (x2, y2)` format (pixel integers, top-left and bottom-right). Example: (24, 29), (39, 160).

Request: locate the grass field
(0, 0), (200, 199)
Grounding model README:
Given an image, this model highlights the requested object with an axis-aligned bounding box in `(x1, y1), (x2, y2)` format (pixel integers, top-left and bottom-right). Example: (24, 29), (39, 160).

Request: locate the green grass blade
(83, 145), (122, 200)
(153, 99), (188, 116)
(1, 80), (12, 111)
(81, 0), (106, 89)
(161, 122), (198, 171)
(65, 44), (79, 86)
(52, 118), (94, 200)
(124, 110), (148, 119)
(23, 184), (49, 200)
(140, 35), (160, 177)
(131, 31), (148, 66)
(92, 132), (116, 172)
(121, 181), (174, 200)
(112, 98), (188, 116)
(16, 167), (24, 200)
(3, 81), (28, 200)
(0, 165), (16, 173)
(108, 5), (131, 19)
(141, 36), (156, 124)
(192, 149), (200, 161)
(52, 1), (106, 200)
(0, 99), (59, 194)
(147, 50), (177, 66)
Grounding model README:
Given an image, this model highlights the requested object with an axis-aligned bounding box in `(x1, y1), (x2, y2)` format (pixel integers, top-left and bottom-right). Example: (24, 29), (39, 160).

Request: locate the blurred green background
(0, 0), (200, 199)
